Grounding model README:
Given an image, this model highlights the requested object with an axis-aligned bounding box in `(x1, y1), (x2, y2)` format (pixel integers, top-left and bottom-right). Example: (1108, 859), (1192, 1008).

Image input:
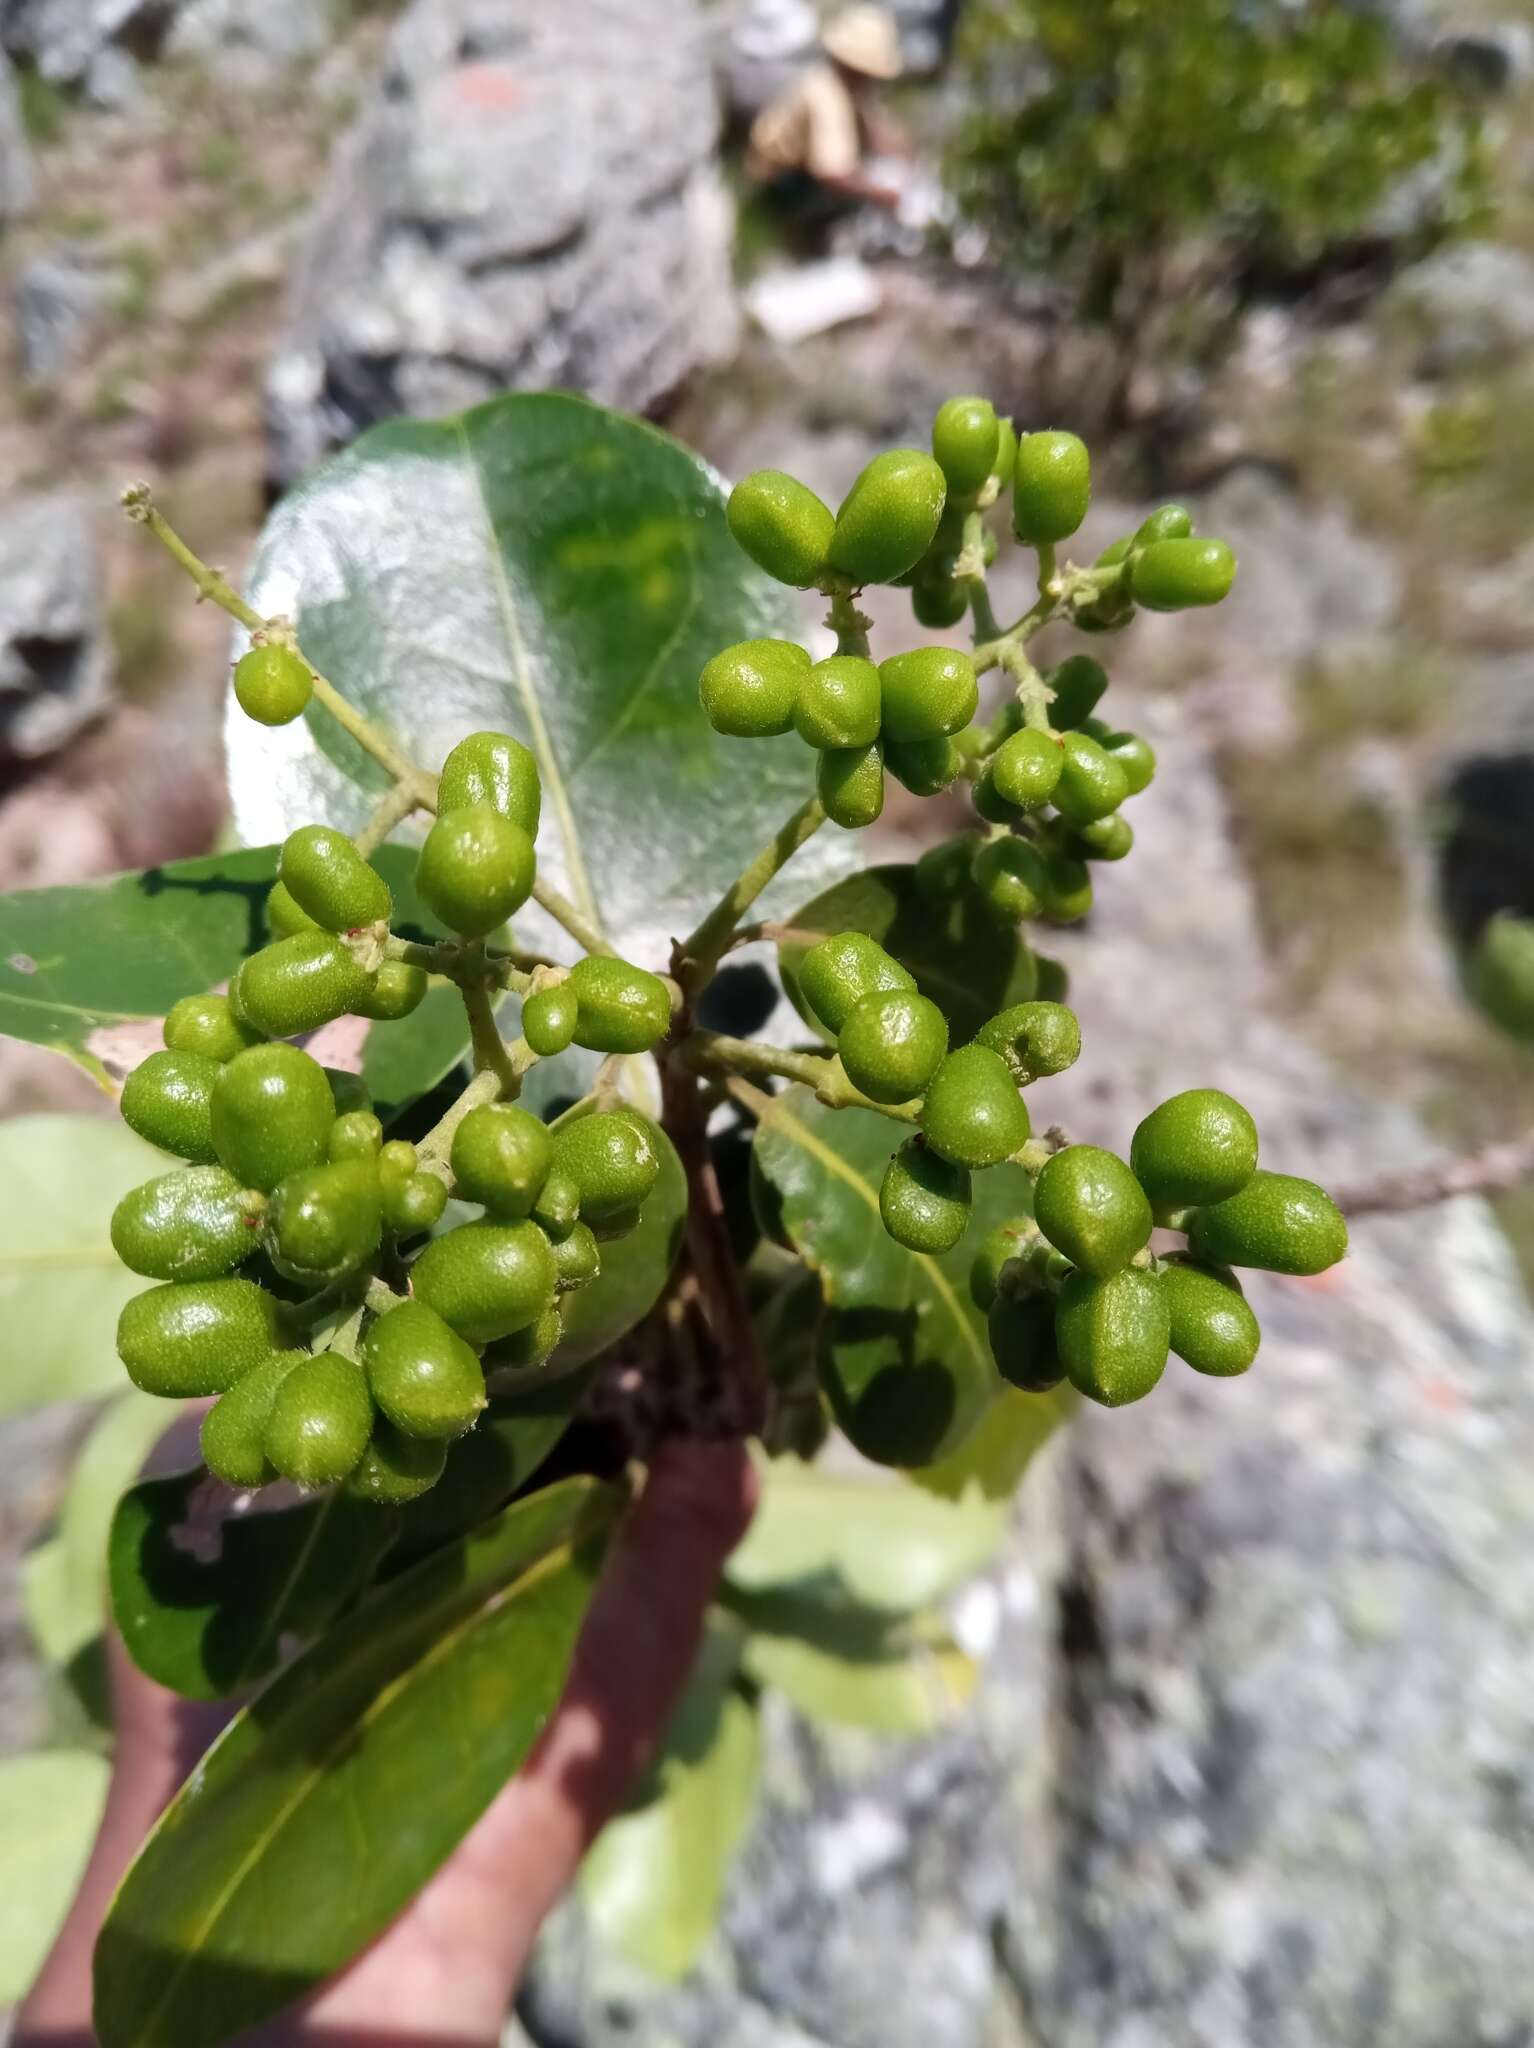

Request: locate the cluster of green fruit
(977, 1090), (1348, 1407)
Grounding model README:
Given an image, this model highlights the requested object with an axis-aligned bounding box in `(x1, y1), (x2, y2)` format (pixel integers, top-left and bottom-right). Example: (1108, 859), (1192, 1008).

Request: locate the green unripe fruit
(932, 395), (1000, 496)
(911, 576), (969, 629)
(329, 1111), (383, 1162)
(211, 1043), (335, 1192)
(973, 836), (1049, 924)
(839, 989), (948, 1104)
(988, 1292), (1064, 1393)
(201, 1351), (306, 1487)
(795, 655), (881, 750)
(1055, 1267), (1169, 1407)
(111, 1165), (263, 1282)
(798, 931), (914, 1033)
(1046, 655), (1109, 731)
(1131, 537), (1236, 611)
(347, 1421), (448, 1504)
(382, 1170), (447, 1238)
(1162, 1258), (1260, 1377)
(969, 1218), (1032, 1312)
(1131, 1089), (1259, 1216)
(1187, 1171), (1347, 1277)
(1074, 589), (1135, 635)
(1034, 1144), (1151, 1277)
(914, 831), (983, 902)
(379, 1139), (418, 1181)
(451, 1103), (552, 1217)
(879, 1138), (972, 1253)
(551, 1109), (661, 1225)
(1071, 815), (1134, 862)
(416, 804), (535, 939)
(234, 932), (377, 1040)
(411, 1220), (556, 1344)
(1133, 504), (1193, 547)
(1052, 731), (1129, 826)
(974, 1000), (1081, 1083)
(269, 1159), (382, 1284)
(117, 1277), (280, 1398)
(234, 641), (311, 726)
(727, 469), (836, 588)
(885, 735), (961, 796)
(991, 415), (1018, 487)
(1040, 851), (1093, 923)
(568, 955), (673, 1055)
(920, 1044), (1030, 1168)
(588, 1203), (643, 1243)
(972, 767), (1021, 826)
(353, 960), (428, 1022)
(485, 1304), (564, 1370)
(265, 879), (319, 939)
(1100, 729), (1156, 797)
(699, 638), (809, 739)
(878, 646), (978, 743)
(278, 825), (391, 934)
(163, 993), (260, 1064)
(264, 1354), (373, 1489)
(991, 729), (1064, 812)
(522, 982), (579, 1057)
(828, 449), (948, 586)
(438, 730), (541, 837)
(549, 1220), (601, 1294)
(1097, 537), (1132, 568)
(121, 1049), (222, 1164)
(533, 1169), (581, 1240)
(818, 740), (885, 830)
(1469, 912), (1534, 1040)
(324, 1068), (371, 1118)
(364, 1299), (486, 1440)
(1012, 430), (1090, 546)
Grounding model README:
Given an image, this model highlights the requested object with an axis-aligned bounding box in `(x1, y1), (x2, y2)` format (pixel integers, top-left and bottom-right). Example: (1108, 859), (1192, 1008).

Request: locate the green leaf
(96, 1476), (618, 2048)
(109, 1470), (391, 1701)
(750, 1088), (1042, 1467)
(0, 1116), (172, 1416)
(778, 862), (1040, 1044)
(231, 393), (857, 958)
(553, 1101), (688, 1368)
(742, 1621), (977, 1735)
(911, 1378), (1075, 1505)
(0, 1750), (111, 2001)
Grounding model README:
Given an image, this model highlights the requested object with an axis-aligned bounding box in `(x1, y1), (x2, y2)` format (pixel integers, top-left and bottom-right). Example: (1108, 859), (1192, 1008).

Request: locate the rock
(1436, 21), (1534, 93)
(264, 0), (739, 491)
(0, 0), (163, 84)
(1389, 240), (1534, 375)
(0, 48), (33, 223)
(165, 0), (338, 79)
(10, 245), (120, 379)
(0, 494), (114, 760)
(718, 0), (819, 123)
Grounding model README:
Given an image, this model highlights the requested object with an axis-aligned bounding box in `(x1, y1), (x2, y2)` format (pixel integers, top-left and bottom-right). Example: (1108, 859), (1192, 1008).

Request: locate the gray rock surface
(0, 494), (114, 759)
(1389, 240), (1534, 375)
(1436, 20), (1534, 93)
(0, 0), (158, 83)
(521, 703), (1534, 2045)
(10, 246), (119, 379)
(264, 0), (738, 490)
(0, 47), (33, 223)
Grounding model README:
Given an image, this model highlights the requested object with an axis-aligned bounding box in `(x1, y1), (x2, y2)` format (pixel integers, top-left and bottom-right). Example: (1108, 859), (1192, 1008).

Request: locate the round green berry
(885, 734), (961, 796)
(264, 1353), (374, 1489)
(1071, 815), (1134, 862)
(329, 1110), (383, 1162)
(1133, 504), (1193, 547)
(382, 1171), (447, 1239)
(451, 1103), (552, 1217)
(969, 1218), (1032, 1311)
(411, 1220), (556, 1345)
(549, 1220), (601, 1294)
(201, 1351), (305, 1487)
(795, 655), (881, 750)
(879, 1137), (972, 1253)
(210, 1042), (335, 1193)
(533, 1168), (581, 1241)
(1130, 1088), (1258, 1216)
(268, 1158), (381, 1285)
(828, 449), (948, 587)
(121, 1049), (222, 1164)
(1052, 732), (1129, 826)
(974, 1000), (1081, 1083)
(699, 637), (809, 739)
(234, 641), (311, 726)
(727, 470), (836, 588)
(988, 1292), (1064, 1392)
(265, 879), (319, 939)
(346, 1421), (448, 1504)
(838, 989), (948, 1105)
(1131, 537), (1236, 611)
(117, 1276), (279, 1398)
(878, 646), (978, 743)
(1469, 912), (1534, 1040)
(798, 931), (915, 1034)
(973, 836), (1049, 924)
(364, 1299), (486, 1440)
(484, 1304), (564, 1371)
(1161, 1258), (1260, 1378)
(1055, 1267), (1169, 1407)
(932, 395), (1000, 496)
(920, 1044), (1030, 1168)
(1013, 430), (1090, 546)
(352, 960), (428, 1022)
(911, 576), (969, 630)
(438, 730), (541, 837)
(522, 982), (578, 1057)
(1186, 1171), (1347, 1277)
(1100, 729), (1155, 796)
(111, 1165), (263, 1283)
(567, 955), (673, 1055)
(379, 1139), (418, 1181)
(817, 740), (885, 830)
(1046, 656), (1109, 731)
(1034, 1144), (1151, 1276)
(416, 804), (535, 940)
(163, 993), (260, 1064)
(550, 1109), (661, 1227)
(278, 825), (391, 933)
(987, 728), (1060, 812)
(1040, 851), (1093, 923)
(972, 766), (1022, 826)
(234, 932), (377, 1040)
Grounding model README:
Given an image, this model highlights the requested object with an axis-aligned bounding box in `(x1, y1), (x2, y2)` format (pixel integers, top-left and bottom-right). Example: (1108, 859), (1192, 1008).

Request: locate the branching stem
(675, 795), (827, 997)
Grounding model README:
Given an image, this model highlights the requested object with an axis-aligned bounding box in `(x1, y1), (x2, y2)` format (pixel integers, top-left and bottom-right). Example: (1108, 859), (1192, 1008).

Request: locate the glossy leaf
(0, 1117), (168, 1416)
(231, 393), (857, 961)
(0, 1751), (111, 2000)
(779, 862), (1040, 1045)
(109, 1470), (390, 1701)
(96, 1477), (618, 2048)
(552, 1101), (688, 1368)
